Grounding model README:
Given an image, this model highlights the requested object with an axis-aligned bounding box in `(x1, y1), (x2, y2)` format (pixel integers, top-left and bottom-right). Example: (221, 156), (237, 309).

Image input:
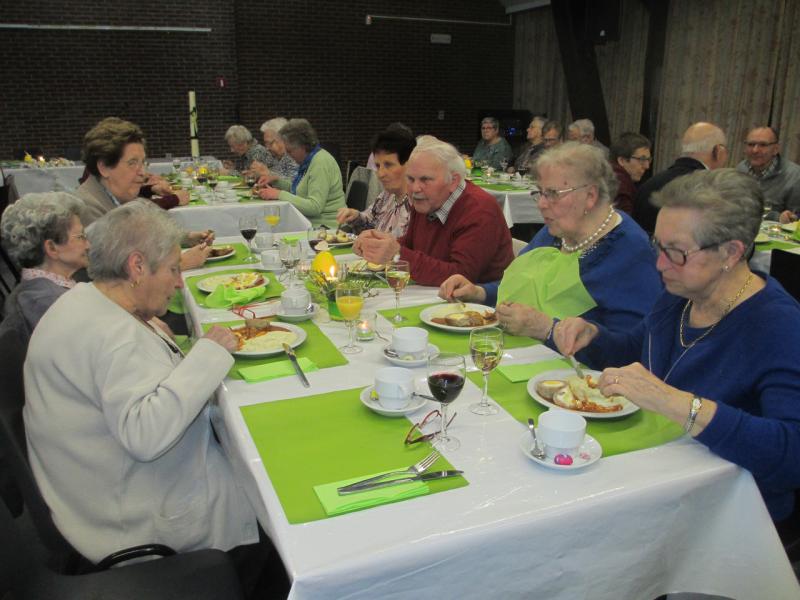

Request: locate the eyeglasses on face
(123, 158), (149, 171)
(404, 409), (456, 445)
(744, 141), (777, 149)
(72, 232), (88, 241)
(530, 183), (591, 202)
(629, 155), (652, 163)
(650, 238), (723, 266)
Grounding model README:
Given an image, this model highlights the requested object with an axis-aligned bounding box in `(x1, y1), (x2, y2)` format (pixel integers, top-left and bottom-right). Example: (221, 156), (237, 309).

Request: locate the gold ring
(614, 376), (620, 385)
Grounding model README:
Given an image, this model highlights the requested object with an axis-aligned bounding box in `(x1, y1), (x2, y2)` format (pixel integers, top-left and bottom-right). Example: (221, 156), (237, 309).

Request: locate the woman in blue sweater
(555, 169), (800, 522)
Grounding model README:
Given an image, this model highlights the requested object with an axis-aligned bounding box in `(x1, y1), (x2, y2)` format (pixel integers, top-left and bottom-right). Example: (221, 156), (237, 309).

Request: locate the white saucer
(518, 431), (602, 471)
(382, 343), (440, 367)
(359, 386), (428, 417)
(276, 304), (317, 322)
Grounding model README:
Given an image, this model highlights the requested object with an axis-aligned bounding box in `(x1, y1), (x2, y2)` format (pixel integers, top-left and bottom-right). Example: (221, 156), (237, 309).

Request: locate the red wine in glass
(197, 174), (208, 185)
(240, 228), (257, 242)
(427, 372), (465, 404)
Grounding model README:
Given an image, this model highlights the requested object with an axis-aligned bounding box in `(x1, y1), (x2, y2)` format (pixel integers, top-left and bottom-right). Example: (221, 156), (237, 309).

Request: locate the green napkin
(378, 302), (538, 355)
(240, 387), (468, 523)
(174, 335), (193, 354)
(314, 473), (429, 517)
(476, 182), (520, 192)
(755, 240), (799, 252)
(238, 357), (318, 383)
(218, 175), (241, 182)
(205, 285), (265, 308)
(497, 358), (572, 383)
(185, 269), (284, 307)
(466, 370), (683, 456)
(202, 319), (347, 379)
(167, 290), (186, 314)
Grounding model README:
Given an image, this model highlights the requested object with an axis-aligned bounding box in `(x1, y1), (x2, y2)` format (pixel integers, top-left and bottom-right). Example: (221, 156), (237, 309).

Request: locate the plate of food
(419, 303), (499, 332)
(527, 369), (639, 419)
(229, 320), (307, 358)
(196, 272), (267, 293)
(347, 260), (386, 276)
(205, 245), (236, 262)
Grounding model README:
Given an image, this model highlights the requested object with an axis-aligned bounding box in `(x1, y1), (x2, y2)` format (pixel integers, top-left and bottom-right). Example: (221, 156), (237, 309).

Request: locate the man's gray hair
(481, 117), (499, 130)
(409, 136), (467, 183)
(572, 119), (595, 137)
(224, 125), (254, 145)
(260, 117), (289, 135)
(651, 169), (762, 257)
(0, 192), (86, 268)
(87, 200), (184, 281)
(279, 119), (319, 151)
(532, 141), (618, 205)
(681, 123), (727, 154)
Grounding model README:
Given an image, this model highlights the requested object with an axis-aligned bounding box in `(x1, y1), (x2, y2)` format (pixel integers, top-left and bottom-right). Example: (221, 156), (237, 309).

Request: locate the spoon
(527, 418), (546, 460)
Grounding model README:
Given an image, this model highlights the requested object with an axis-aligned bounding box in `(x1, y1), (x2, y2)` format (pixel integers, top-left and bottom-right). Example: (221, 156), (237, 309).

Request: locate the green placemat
(476, 182), (521, 192)
(240, 387), (469, 523)
(467, 364), (683, 457)
(378, 302), (538, 355)
(204, 243), (253, 268)
(201, 318), (347, 379)
(185, 268), (284, 307)
(755, 240), (799, 252)
(329, 245), (355, 256)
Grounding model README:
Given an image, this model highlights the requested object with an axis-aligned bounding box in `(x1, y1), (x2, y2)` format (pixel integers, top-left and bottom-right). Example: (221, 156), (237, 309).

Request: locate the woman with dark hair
(255, 118), (345, 227)
(610, 132), (652, 214)
(336, 127), (416, 237)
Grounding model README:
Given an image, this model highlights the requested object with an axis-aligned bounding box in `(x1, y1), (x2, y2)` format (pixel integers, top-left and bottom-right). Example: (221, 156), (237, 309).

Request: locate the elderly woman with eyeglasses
(472, 117), (513, 170)
(440, 142), (661, 341)
(0, 192), (89, 341)
(23, 201), (263, 570)
(610, 132), (652, 214)
(247, 117), (299, 180)
(221, 124), (271, 175)
(554, 169), (800, 523)
(255, 118), (345, 228)
(75, 117), (210, 270)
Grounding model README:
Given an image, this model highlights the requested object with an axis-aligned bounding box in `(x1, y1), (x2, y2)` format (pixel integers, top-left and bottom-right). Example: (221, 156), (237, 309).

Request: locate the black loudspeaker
(570, 0), (621, 44)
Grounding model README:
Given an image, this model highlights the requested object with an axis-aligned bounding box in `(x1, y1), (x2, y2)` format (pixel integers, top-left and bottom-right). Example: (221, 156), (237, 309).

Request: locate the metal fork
(337, 451), (440, 492)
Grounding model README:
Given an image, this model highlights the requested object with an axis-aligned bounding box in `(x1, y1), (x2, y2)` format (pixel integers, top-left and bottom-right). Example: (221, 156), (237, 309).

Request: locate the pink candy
(554, 454), (573, 466)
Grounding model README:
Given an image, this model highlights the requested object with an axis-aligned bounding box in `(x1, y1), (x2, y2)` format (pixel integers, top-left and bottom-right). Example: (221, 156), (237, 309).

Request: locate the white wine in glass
(385, 259), (410, 323)
(469, 327), (503, 415)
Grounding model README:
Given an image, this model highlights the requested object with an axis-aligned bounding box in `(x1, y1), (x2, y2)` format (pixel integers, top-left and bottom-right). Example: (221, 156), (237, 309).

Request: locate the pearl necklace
(560, 207), (616, 253)
(679, 272), (754, 349)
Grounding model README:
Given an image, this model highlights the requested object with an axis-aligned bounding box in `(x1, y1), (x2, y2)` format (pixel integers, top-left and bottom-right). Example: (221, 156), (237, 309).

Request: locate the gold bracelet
(684, 395), (703, 434)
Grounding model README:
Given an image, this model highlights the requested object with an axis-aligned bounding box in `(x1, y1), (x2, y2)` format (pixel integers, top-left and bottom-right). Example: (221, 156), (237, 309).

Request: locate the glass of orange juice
(335, 282), (364, 354)
(264, 206), (280, 233)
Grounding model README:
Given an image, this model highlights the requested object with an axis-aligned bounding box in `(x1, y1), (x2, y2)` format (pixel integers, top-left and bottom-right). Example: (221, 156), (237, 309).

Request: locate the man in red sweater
(354, 137), (514, 286)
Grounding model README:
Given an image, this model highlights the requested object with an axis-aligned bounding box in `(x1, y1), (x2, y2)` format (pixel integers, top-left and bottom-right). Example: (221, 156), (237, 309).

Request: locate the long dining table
(179, 238), (799, 600)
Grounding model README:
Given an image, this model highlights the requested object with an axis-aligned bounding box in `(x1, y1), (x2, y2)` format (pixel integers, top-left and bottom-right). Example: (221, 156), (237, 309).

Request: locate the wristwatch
(683, 395), (703, 434)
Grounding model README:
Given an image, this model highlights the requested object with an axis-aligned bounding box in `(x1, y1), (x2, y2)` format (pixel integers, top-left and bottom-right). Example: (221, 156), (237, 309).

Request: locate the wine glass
(307, 227), (326, 254)
(385, 259), (410, 323)
(207, 171), (218, 202)
(172, 158), (182, 175)
(238, 216), (259, 263)
(278, 238), (302, 283)
(335, 283), (364, 354)
(427, 353), (466, 451)
(264, 206), (281, 234)
(469, 327), (504, 415)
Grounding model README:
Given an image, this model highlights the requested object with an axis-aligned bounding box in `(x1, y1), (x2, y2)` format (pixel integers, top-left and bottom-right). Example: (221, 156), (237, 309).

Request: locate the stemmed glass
(307, 227), (325, 254)
(385, 259), (410, 322)
(207, 171), (218, 202)
(278, 238), (302, 283)
(469, 327), (504, 415)
(264, 206), (281, 234)
(238, 216), (259, 263)
(427, 353), (466, 451)
(335, 283), (364, 354)
(172, 158), (182, 175)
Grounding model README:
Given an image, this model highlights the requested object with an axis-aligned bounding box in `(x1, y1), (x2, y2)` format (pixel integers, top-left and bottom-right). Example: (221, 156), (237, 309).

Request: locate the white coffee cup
(280, 286), (311, 314)
(374, 367), (415, 409)
(255, 232), (273, 250)
(261, 250), (281, 269)
(537, 409), (587, 459)
(392, 327), (428, 358)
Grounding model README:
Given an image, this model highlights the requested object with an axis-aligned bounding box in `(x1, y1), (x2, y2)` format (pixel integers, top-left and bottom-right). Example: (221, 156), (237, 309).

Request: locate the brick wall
(0, 0), (513, 166)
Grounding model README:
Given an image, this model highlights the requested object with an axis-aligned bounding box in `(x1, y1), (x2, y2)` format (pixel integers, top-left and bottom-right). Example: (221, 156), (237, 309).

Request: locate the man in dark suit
(634, 122), (728, 234)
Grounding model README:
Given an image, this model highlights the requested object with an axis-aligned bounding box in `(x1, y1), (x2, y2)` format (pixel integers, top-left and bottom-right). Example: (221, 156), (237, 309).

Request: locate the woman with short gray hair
(472, 116), (513, 170)
(255, 118), (345, 227)
(23, 200), (262, 573)
(250, 117), (298, 179)
(223, 124), (270, 175)
(554, 168), (800, 523)
(0, 192), (89, 340)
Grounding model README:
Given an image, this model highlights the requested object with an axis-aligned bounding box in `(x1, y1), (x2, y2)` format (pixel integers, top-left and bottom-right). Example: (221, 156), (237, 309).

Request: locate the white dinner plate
(382, 343), (440, 367)
(418, 303), (499, 333)
(205, 246), (236, 262)
(196, 272), (268, 293)
(518, 431), (602, 470)
(359, 386), (428, 417)
(230, 322), (307, 358)
(526, 369), (640, 419)
(276, 304), (317, 322)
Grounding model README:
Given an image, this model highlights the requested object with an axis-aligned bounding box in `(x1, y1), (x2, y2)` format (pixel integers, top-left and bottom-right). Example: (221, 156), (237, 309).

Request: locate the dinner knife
(337, 470), (464, 495)
(282, 343), (310, 387)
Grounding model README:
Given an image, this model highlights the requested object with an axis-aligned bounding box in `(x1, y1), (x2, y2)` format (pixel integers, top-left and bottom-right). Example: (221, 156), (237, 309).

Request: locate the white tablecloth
(180, 248), (798, 600)
(477, 186), (544, 226)
(168, 201), (311, 236)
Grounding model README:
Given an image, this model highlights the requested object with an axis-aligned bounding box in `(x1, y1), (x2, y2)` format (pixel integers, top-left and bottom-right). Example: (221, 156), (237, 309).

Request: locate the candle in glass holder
(356, 311), (376, 341)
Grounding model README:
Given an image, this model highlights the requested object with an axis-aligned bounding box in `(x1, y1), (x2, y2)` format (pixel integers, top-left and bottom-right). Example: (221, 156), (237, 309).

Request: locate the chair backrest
(0, 245), (20, 295)
(0, 322), (80, 571)
(345, 180), (369, 212)
(770, 250), (800, 303)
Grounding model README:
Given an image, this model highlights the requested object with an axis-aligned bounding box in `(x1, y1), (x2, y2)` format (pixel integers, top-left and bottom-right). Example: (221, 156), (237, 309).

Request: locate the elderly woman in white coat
(23, 201), (259, 567)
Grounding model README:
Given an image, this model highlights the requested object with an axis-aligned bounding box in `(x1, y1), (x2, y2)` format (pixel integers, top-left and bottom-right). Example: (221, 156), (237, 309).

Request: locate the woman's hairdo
(533, 141), (618, 204)
(279, 119), (319, 151)
(82, 117), (145, 178)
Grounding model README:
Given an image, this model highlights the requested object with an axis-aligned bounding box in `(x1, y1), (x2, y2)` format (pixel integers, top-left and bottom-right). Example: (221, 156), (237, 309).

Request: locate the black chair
(0, 245), (20, 295)
(345, 179), (369, 212)
(770, 249), (800, 302)
(0, 323), (244, 598)
(1, 501), (244, 600)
